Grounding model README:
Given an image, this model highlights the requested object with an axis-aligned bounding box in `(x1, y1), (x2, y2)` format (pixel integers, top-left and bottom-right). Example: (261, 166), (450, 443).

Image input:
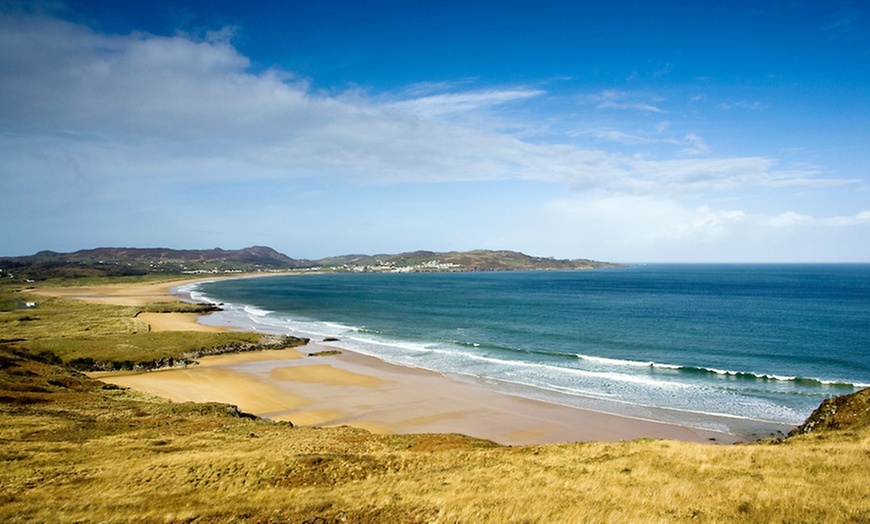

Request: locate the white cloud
(623, 157), (849, 194)
(1, 11), (865, 261)
(679, 133), (710, 155)
(718, 100), (769, 111)
(590, 90), (665, 113)
(575, 122), (710, 156)
(584, 130), (658, 145)
(769, 211), (813, 227)
(517, 196), (870, 262)
(654, 120), (671, 134)
(388, 89), (545, 118)
(1, 12), (848, 195)
(821, 210), (870, 226)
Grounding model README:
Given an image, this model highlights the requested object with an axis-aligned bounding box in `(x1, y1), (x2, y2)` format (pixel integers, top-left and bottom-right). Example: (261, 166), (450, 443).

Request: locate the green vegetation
(0, 246), (299, 280)
(316, 249), (623, 271)
(27, 331), (265, 370)
(1, 246), (622, 282)
(0, 275), (868, 522)
(137, 301), (222, 314)
(0, 293), (145, 340)
(0, 282), (304, 371)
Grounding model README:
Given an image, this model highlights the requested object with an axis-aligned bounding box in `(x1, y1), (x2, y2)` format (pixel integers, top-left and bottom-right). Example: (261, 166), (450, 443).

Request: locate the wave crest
(576, 353), (866, 389)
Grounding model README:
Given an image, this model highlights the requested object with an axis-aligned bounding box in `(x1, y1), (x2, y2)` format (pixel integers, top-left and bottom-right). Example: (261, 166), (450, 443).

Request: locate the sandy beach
(53, 277), (744, 445)
(33, 278), (236, 332)
(32, 278), (206, 306)
(97, 342), (742, 445)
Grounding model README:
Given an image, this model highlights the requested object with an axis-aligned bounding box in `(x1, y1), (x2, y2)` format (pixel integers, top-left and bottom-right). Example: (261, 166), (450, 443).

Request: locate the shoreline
(96, 341), (748, 445)
(46, 275), (784, 445)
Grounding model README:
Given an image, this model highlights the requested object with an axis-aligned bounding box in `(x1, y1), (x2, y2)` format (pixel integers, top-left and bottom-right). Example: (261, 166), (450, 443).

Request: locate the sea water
(182, 264), (870, 436)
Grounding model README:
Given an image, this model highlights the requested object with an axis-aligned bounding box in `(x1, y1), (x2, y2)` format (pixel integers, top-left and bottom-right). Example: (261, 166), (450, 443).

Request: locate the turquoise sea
(183, 265), (870, 437)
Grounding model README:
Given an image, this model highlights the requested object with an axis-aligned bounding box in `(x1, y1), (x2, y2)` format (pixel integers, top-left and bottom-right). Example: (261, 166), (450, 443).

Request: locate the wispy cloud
(577, 127), (709, 156)
(624, 157), (848, 195)
(588, 90), (666, 113)
(823, 7), (869, 41)
(582, 130), (658, 145)
(719, 100), (769, 111)
(388, 88), (545, 118)
(679, 133), (709, 155)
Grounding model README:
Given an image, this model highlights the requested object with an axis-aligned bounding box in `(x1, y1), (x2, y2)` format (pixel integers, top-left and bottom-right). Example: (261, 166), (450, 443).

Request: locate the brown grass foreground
(2, 351), (869, 522)
(1, 282), (869, 522)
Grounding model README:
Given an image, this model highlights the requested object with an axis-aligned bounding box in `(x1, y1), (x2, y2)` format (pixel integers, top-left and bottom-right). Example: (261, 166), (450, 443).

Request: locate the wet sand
(95, 342), (740, 445)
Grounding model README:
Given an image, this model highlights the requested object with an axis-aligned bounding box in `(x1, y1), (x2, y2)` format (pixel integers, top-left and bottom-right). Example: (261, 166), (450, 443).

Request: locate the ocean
(182, 264), (870, 437)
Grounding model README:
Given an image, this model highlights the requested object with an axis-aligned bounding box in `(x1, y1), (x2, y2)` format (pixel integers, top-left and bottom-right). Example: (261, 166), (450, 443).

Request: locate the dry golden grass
(1, 293), (147, 339)
(0, 286), (282, 369)
(1, 348), (869, 523)
(2, 278), (869, 522)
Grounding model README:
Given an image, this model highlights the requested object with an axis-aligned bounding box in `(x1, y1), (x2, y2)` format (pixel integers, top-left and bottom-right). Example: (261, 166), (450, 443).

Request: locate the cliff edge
(789, 387), (870, 436)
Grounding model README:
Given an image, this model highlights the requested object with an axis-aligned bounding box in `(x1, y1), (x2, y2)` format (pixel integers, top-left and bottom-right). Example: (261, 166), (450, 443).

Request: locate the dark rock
(308, 350), (342, 357)
(225, 405), (258, 420)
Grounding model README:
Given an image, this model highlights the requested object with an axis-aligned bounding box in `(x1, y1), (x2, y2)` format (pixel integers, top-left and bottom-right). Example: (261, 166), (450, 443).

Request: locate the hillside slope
(1, 247), (621, 280)
(789, 387), (870, 436)
(0, 345), (868, 523)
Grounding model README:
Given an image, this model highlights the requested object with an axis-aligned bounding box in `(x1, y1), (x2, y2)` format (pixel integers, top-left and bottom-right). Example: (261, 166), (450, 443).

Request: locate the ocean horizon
(182, 264), (870, 438)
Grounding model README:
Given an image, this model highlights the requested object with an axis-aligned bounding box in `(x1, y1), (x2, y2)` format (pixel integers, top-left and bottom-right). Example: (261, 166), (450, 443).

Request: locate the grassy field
(0, 283), (298, 370)
(1, 278), (869, 522)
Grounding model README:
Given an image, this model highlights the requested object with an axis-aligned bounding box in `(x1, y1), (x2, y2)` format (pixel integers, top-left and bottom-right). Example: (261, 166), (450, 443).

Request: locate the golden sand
(31, 279), (203, 306)
(135, 312), (228, 332)
(97, 344), (737, 445)
(104, 367), (309, 414)
(271, 364), (391, 387)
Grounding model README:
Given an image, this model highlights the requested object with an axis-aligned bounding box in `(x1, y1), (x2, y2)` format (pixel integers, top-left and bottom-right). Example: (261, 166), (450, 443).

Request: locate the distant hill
(315, 249), (622, 272)
(61, 246), (299, 268)
(0, 246), (304, 280)
(0, 247), (622, 280)
(65, 246), (300, 269)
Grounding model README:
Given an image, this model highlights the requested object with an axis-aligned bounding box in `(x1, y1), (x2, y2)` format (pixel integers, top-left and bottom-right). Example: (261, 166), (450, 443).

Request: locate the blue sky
(1, 0), (868, 262)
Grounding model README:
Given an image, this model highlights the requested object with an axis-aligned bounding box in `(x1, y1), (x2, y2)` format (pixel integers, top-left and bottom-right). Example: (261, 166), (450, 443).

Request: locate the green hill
(1, 247), (622, 281)
(312, 249), (622, 272)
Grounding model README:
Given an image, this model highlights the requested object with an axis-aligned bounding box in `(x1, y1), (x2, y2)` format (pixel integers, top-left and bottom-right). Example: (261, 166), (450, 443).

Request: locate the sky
(1, 0), (868, 262)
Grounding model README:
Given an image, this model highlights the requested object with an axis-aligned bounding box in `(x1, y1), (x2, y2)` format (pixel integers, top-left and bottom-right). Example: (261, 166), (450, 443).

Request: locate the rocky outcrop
(308, 350), (342, 357)
(789, 388), (870, 436)
(65, 334), (309, 373)
(225, 404), (259, 420)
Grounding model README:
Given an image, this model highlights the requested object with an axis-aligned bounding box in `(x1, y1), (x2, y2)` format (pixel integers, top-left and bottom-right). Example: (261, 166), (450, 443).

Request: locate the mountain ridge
(0, 246), (623, 280)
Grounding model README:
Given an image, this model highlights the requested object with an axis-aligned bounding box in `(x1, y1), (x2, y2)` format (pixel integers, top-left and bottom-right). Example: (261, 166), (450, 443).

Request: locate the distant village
(331, 259), (463, 273)
(176, 259), (464, 274)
